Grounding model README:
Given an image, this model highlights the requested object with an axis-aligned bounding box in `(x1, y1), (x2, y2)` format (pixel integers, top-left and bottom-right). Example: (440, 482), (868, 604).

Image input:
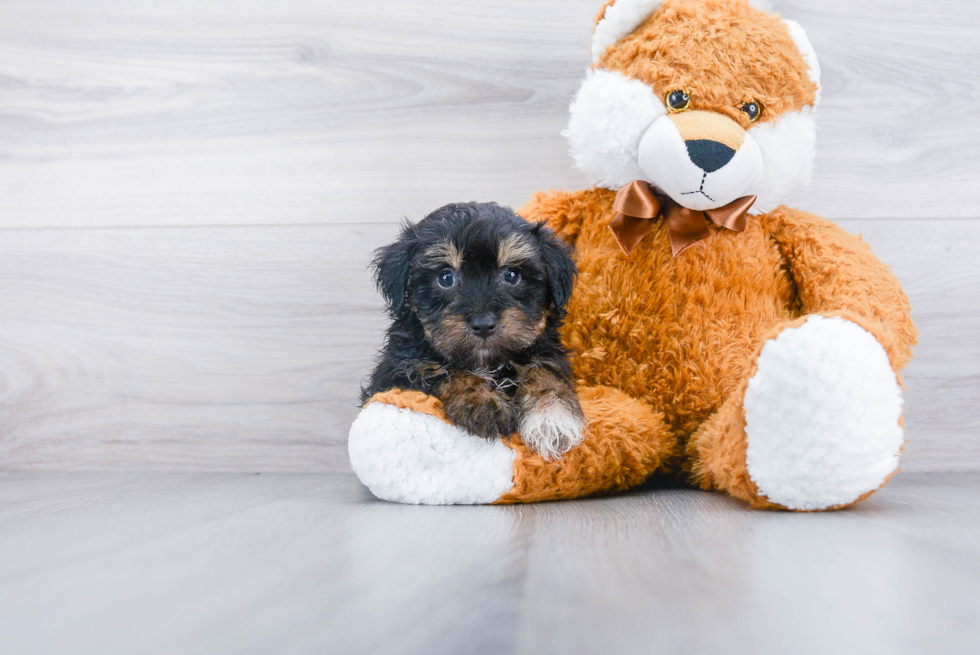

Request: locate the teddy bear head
(565, 0), (821, 214)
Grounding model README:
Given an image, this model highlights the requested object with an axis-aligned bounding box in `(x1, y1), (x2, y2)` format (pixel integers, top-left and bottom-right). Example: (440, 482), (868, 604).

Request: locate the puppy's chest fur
(407, 359), (520, 398)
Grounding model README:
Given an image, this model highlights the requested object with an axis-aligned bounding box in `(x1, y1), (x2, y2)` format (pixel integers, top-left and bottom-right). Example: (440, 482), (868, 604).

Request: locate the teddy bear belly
(562, 216), (798, 445)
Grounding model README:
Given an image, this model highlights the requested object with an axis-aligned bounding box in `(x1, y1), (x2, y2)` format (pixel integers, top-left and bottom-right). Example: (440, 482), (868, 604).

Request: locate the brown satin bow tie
(608, 180), (756, 257)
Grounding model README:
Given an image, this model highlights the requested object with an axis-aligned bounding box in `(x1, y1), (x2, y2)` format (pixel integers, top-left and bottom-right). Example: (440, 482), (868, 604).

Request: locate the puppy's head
(372, 202), (576, 366)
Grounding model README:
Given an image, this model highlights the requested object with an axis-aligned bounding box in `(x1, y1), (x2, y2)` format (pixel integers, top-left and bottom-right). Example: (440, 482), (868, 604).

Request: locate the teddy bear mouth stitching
(680, 172), (715, 202)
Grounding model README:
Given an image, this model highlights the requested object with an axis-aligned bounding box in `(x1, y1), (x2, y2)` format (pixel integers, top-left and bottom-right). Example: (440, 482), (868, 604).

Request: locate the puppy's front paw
(519, 395), (587, 460)
(444, 394), (518, 440)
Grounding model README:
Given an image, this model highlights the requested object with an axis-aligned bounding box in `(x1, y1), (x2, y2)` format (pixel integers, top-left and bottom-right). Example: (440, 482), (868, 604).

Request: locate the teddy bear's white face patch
(566, 68), (817, 214)
(637, 113), (764, 211)
(745, 108), (818, 214)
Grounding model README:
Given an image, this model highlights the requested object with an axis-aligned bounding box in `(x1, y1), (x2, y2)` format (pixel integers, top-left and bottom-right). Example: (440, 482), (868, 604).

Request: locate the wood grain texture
(0, 223), (397, 472)
(0, 471), (978, 654)
(0, 0), (597, 229)
(0, 0), (978, 229)
(0, 219), (976, 472)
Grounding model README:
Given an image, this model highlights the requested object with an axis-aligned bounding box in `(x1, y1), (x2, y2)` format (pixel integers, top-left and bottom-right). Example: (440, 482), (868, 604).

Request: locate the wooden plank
(0, 471), (332, 582)
(0, 223), (397, 472)
(788, 0), (980, 218)
(0, 471), (528, 655)
(0, 0), (978, 229)
(517, 472), (980, 655)
(839, 219), (980, 471)
(0, 471), (978, 654)
(0, 0), (597, 229)
(0, 218), (975, 473)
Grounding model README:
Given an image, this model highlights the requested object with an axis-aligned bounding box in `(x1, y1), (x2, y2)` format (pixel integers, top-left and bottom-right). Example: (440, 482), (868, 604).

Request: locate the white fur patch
(744, 316), (905, 511)
(348, 403), (517, 505)
(637, 115), (764, 210)
(569, 69), (815, 209)
(564, 68), (666, 190)
(591, 0), (775, 64)
(519, 401), (587, 461)
(745, 108), (817, 214)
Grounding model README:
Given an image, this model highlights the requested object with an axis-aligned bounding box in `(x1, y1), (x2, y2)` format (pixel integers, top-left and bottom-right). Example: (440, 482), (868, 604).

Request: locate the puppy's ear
(371, 221), (419, 316)
(531, 222), (577, 315)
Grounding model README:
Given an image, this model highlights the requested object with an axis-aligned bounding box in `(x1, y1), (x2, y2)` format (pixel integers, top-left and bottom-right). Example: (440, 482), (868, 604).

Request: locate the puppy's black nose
(468, 314), (497, 338)
(686, 139), (736, 173)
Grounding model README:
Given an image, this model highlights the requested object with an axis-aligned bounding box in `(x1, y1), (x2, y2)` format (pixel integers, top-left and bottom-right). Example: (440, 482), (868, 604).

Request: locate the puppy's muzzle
(468, 314), (497, 339)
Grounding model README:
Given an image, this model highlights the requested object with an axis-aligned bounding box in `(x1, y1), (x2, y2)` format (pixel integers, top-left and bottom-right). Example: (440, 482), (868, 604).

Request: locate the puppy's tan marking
(428, 314), (473, 358)
(497, 234), (537, 268)
(423, 240), (463, 269)
(498, 307), (544, 349)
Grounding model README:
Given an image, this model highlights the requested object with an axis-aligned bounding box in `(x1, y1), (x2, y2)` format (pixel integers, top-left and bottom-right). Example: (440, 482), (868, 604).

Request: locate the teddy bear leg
(349, 386), (675, 505)
(687, 313), (906, 511)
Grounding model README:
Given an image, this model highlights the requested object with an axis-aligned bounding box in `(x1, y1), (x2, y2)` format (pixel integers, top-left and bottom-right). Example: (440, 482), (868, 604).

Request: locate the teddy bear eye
(666, 89), (690, 112)
(436, 268), (457, 289)
(740, 100), (762, 123)
(501, 267), (522, 286)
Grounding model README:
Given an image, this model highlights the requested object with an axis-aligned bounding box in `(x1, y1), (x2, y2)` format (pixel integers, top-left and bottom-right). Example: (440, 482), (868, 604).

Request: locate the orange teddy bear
(349, 0), (917, 511)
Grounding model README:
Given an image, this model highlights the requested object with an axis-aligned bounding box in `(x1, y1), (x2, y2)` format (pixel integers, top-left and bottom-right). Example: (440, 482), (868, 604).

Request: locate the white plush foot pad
(348, 402), (517, 505)
(744, 316), (905, 510)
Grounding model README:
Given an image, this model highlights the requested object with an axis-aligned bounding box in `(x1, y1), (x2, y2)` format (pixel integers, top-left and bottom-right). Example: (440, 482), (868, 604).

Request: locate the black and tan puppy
(361, 201), (586, 460)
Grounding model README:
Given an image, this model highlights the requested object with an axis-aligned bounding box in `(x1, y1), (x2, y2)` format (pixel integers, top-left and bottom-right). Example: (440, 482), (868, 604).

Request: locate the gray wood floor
(0, 471), (977, 655)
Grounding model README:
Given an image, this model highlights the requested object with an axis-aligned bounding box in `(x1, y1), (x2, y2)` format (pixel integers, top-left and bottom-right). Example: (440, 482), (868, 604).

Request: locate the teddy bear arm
(349, 386), (675, 504)
(763, 206), (918, 369)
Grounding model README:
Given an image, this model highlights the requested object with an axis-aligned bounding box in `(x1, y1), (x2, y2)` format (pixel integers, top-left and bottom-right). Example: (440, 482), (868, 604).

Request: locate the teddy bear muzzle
(637, 109), (764, 212)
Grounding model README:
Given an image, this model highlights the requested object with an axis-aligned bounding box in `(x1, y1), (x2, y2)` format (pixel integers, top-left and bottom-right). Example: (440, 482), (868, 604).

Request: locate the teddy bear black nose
(468, 314), (497, 338)
(686, 139), (737, 173)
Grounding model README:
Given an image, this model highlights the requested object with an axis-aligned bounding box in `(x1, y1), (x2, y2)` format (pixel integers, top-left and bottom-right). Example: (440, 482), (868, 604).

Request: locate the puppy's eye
(500, 267), (521, 286)
(740, 100), (762, 123)
(666, 89), (690, 112)
(436, 269), (457, 289)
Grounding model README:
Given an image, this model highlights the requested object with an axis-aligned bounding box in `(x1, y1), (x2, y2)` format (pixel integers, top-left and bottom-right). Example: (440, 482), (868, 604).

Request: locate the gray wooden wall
(0, 0), (977, 472)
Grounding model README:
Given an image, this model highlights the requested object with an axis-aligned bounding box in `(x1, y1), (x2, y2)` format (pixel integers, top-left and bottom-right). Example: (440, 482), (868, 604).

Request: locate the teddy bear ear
(590, 0), (664, 65)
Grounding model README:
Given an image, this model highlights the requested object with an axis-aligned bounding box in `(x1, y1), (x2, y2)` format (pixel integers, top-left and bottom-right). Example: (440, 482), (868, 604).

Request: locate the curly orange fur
(518, 189), (917, 507)
(598, 0), (817, 126)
